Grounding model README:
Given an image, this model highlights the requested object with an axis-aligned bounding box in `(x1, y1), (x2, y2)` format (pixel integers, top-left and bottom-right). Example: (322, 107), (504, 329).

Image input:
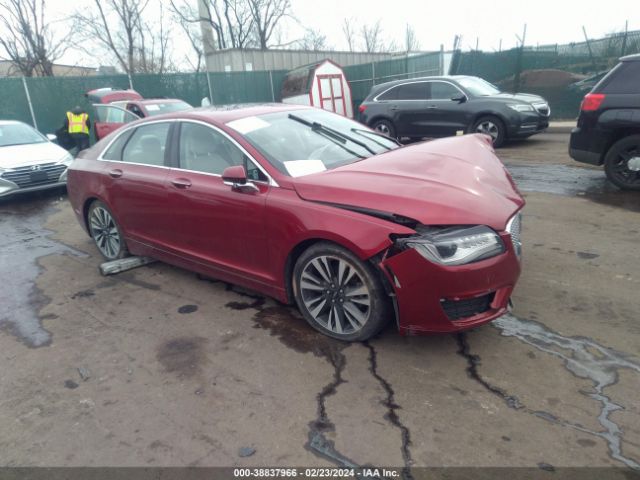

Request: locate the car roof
(372, 75), (473, 90)
(620, 53), (640, 62)
(0, 120), (27, 126)
(138, 98), (189, 105)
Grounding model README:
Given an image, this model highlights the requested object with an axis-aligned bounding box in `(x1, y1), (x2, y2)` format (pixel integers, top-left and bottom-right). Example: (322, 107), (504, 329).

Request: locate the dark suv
(569, 54), (640, 190)
(358, 75), (550, 147)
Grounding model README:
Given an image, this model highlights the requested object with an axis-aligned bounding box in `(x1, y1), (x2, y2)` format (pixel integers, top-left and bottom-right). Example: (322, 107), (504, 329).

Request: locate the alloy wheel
(475, 120), (499, 141)
(375, 123), (390, 135)
(609, 147), (640, 188)
(299, 255), (371, 335)
(89, 206), (122, 259)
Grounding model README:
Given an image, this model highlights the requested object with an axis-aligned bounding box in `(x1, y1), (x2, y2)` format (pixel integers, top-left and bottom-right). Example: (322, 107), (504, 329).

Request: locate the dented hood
(292, 134), (524, 231)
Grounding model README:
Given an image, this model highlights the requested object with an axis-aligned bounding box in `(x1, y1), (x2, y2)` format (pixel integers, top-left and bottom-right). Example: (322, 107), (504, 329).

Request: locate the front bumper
(508, 112), (549, 138)
(380, 232), (520, 335)
(0, 168), (68, 198)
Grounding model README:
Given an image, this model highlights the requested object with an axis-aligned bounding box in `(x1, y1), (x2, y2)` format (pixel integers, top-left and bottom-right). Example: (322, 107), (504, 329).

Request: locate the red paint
(67, 105), (524, 335)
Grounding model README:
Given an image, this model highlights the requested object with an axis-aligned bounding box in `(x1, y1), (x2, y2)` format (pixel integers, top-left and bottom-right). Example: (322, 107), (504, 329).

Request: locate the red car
(86, 88), (192, 141)
(67, 104), (524, 341)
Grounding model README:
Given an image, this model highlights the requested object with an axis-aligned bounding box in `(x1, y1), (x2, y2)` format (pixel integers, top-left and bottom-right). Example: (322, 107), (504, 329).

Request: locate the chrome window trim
(96, 118), (279, 187)
(373, 79), (467, 102)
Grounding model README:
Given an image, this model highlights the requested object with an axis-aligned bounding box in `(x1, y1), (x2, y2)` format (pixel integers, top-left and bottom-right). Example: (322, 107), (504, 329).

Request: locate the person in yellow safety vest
(64, 105), (91, 154)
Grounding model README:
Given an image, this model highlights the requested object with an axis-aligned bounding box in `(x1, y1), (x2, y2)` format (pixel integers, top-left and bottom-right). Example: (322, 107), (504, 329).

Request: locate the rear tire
(371, 119), (396, 139)
(603, 135), (640, 191)
(87, 200), (129, 260)
(471, 115), (506, 148)
(292, 242), (391, 341)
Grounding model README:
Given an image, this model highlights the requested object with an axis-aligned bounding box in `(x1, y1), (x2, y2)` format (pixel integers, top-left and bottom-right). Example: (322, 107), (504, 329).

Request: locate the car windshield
(228, 110), (399, 177)
(145, 101), (192, 116)
(0, 123), (46, 147)
(457, 77), (501, 96)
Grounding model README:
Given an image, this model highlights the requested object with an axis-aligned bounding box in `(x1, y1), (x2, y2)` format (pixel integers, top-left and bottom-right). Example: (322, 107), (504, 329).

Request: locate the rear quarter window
(102, 129), (134, 161)
(599, 62), (640, 94)
(376, 86), (399, 101)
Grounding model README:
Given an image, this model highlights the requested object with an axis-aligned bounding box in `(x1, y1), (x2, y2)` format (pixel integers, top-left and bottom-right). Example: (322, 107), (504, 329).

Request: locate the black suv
(358, 75), (550, 147)
(569, 54), (640, 190)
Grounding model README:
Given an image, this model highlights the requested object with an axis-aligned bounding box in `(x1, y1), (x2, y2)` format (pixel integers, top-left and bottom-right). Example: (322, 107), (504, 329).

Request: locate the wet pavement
(0, 133), (639, 471)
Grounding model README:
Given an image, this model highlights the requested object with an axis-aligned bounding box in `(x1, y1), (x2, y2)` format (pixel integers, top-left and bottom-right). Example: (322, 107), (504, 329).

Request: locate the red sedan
(67, 104), (524, 341)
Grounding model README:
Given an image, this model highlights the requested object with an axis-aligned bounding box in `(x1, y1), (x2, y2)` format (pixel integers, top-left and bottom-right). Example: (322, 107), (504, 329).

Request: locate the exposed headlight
(397, 225), (505, 266)
(56, 153), (74, 166)
(507, 104), (535, 112)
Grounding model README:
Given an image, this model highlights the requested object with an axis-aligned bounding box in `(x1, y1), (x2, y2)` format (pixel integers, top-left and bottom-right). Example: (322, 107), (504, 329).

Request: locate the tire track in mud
(457, 314), (640, 469)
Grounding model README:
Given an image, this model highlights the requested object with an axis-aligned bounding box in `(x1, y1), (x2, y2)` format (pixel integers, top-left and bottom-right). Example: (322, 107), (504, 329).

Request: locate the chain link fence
(1, 30), (637, 137)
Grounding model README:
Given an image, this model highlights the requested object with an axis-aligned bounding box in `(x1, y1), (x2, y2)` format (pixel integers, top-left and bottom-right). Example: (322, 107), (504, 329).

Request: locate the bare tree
(246, 0), (291, 50)
(342, 18), (356, 52)
(404, 24), (420, 52)
(361, 20), (395, 53)
(73, 0), (172, 74)
(222, 0), (254, 49)
(297, 28), (329, 51)
(169, 0), (204, 71)
(0, 0), (68, 76)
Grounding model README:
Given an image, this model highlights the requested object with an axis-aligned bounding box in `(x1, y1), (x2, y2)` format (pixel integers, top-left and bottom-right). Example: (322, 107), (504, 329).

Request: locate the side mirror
(222, 165), (259, 193)
(451, 94), (467, 103)
(46, 133), (57, 141)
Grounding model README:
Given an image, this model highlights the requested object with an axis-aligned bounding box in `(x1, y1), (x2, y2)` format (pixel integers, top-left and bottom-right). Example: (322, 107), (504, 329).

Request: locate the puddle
(494, 314), (640, 469)
(0, 192), (85, 347)
(505, 164), (640, 212)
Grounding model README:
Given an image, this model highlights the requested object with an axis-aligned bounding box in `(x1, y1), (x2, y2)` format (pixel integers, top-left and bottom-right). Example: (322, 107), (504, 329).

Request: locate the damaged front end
(377, 215), (523, 335)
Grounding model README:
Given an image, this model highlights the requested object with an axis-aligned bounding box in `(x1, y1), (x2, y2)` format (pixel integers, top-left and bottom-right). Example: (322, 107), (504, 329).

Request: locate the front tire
(603, 135), (640, 191)
(87, 200), (129, 260)
(471, 115), (506, 148)
(292, 242), (391, 341)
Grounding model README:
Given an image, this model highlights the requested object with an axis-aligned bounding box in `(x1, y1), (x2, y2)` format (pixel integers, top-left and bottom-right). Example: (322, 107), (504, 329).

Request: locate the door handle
(171, 178), (192, 189)
(389, 106), (398, 111)
(108, 169), (123, 178)
(426, 105), (438, 109)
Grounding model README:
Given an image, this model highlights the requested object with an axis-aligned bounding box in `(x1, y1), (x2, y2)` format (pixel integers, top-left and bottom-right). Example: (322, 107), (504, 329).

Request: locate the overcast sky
(44, 0), (637, 66)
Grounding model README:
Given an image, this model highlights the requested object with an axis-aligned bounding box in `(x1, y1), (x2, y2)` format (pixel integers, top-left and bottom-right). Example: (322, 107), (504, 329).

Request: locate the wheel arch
(82, 196), (100, 237)
(601, 128), (640, 164)
(282, 234), (390, 305)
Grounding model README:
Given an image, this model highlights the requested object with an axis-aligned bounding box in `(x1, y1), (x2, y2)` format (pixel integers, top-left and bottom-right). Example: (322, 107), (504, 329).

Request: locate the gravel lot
(0, 133), (639, 471)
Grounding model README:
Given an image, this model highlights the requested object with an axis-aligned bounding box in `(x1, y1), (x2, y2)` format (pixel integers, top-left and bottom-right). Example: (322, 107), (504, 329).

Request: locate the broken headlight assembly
(395, 225), (505, 266)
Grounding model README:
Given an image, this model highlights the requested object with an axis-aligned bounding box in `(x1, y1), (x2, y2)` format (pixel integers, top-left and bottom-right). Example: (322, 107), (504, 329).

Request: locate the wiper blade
(288, 114), (376, 155)
(350, 128), (400, 149)
(288, 114), (366, 159)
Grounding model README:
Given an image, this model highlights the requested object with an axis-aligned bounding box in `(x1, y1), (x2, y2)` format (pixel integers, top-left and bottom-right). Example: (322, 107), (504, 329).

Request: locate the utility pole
(582, 26), (597, 71)
(621, 20), (629, 56)
(514, 24), (527, 92)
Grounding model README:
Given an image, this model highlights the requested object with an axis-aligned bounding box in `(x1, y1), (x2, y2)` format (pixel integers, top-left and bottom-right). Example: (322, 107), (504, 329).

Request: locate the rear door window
(599, 62), (640, 94)
(395, 82), (427, 100)
(121, 122), (171, 166)
(93, 105), (139, 124)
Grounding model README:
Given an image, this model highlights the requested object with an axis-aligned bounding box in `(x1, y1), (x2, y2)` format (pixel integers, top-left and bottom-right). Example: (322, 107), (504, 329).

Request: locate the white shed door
(317, 74), (346, 116)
